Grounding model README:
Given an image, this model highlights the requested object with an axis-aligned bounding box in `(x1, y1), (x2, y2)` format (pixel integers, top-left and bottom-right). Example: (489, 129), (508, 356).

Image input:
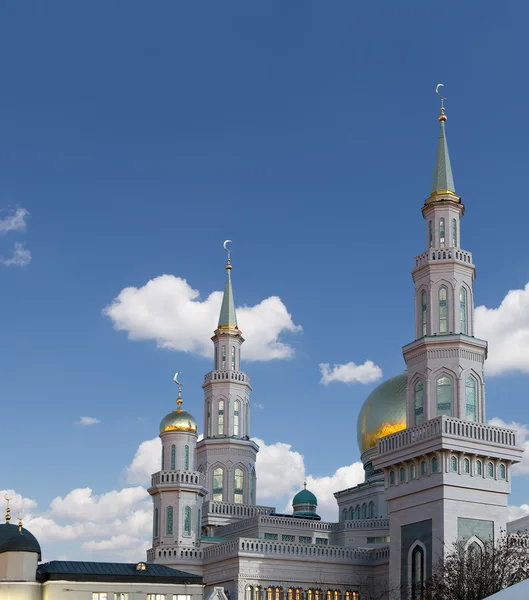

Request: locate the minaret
(372, 88), (523, 596)
(147, 374), (207, 575)
(197, 242), (259, 532)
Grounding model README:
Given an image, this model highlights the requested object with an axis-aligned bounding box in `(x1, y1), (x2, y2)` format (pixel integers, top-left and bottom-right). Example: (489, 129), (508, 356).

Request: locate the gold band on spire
(4, 494), (12, 522)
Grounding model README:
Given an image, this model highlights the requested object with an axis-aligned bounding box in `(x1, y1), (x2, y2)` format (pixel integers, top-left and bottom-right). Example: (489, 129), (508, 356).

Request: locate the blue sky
(1, 1), (529, 560)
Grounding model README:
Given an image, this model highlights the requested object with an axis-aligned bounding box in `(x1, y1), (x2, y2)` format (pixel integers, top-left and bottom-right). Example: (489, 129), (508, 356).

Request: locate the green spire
(430, 111), (456, 196)
(218, 258), (238, 329)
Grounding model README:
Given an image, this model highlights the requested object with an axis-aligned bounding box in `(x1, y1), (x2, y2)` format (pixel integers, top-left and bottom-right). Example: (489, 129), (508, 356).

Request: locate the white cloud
(0, 208), (29, 234)
(508, 504), (529, 523)
(253, 403), (265, 410)
(123, 437), (161, 484)
(319, 360), (383, 385)
(0, 242), (31, 267)
(475, 283), (529, 375)
(0, 489), (38, 515)
(76, 416), (101, 426)
(488, 417), (529, 475)
(103, 275), (301, 361)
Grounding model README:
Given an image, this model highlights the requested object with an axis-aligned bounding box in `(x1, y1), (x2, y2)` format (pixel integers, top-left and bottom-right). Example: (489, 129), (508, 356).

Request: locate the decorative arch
(464, 535), (485, 553)
(349, 506), (354, 520)
(439, 217), (446, 248)
(465, 374), (478, 422)
(434, 371), (455, 417)
(368, 500), (375, 518)
(407, 540), (427, 600)
(355, 504), (361, 520)
(412, 376), (425, 425)
(217, 398), (226, 435)
(234, 466), (245, 504)
(212, 465), (225, 501)
(438, 285), (448, 333)
(234, 398), (241, 436)
(450, 455), (458, 472)
(499, 463), (506, 480)
(362, 503), (367, 519)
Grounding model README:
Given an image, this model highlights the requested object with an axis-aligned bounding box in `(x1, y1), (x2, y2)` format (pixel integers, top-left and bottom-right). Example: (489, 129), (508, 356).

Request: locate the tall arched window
(439, 286), (448, 333)
(414, 381), (424, 425)
(428, 220), (433, 248)
(231, 346), (236, 371)
(476, 460), (482, 476)
(349, 507), (354, 520)
(218, 400), (225, 435)
(197, 507), (201, 537)
(184, 445), (190, 470)
(465, 377), (477, 422)
(234, 468), (244, 504)
(161, 447), (165, 471)
(450, 456), (458, 472)
(499, 464), (506, 480)
(389, 471), (395, 486)
(342, 508), (347, 521)
(420, 460), (426, 476)
(452, 218), (457, 247)
(213, 468), (223, 501)
(288, 589), (294, 600)
(171, 445), (176, 470)
(362, 503), (367, 519)
(463, 458), (470, 473)
(460, 287), (468, 335)
(410, 464), (416, 480)
(436, 375), (452, 416)
(234, 400), (240, 436)
(431, 456), (438, 473)
(154, 507), (159, 537)
(250, 467), (256, 504)
(487, 462), (494, 478)
(254, 588), (261, 600)
(207, 401), (211, 437)
(295, 590), (302, 600)
(221, 345), (226, 370)
(411, 544), (425, 599)
(421, 291), (427, 336)
(439, 217), (445, 248)
(369, 501), (375, 518)
(214, 347), (218, 370)
(399, 467), (405, 483)
(184, 506), (191, 536)
(355, 505), (361, 520)
(166, 505), (173, 536)
(246, 586), (254, 600)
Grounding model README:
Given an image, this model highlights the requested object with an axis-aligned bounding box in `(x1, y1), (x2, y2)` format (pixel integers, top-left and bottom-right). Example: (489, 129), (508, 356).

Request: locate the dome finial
(4, 494), (12, 522)
(436, 83), (447, 122)
(303, 481), (307, 490)
(223, 239), (233, 271)
(16, 514), (23, 533)
(173, 372), (183, 411)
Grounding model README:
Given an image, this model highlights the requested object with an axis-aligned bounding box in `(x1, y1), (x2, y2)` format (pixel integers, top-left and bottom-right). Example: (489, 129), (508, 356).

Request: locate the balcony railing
(204, 370), (250, 384)
(204, 500), (275, 519)
(414, 247), (473, 268)
(151, 469), (205, 487)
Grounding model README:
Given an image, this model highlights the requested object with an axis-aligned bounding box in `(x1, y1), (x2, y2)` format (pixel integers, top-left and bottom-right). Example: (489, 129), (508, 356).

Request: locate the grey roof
(430, 122), (456, 195)
(37, 561), (202, 584)
(0, 522), (41, 558)
(218, 268), (238, 329)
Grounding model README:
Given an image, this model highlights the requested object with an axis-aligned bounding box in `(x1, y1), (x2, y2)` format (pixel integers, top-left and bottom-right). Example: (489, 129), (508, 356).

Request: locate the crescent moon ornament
(223, 240), (232, 252)
(173, 372), (182, 386)
(436, 83), (446, 101)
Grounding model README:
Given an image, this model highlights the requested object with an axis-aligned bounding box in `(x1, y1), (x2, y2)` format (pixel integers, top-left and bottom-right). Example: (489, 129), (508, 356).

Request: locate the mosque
(1, 99), (526, 599)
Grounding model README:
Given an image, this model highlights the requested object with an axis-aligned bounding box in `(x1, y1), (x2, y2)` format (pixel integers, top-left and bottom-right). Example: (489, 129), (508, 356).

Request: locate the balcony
(414, 247), (473, 269)
(151, 469), (205, 487)
(204, 370), (250, 384)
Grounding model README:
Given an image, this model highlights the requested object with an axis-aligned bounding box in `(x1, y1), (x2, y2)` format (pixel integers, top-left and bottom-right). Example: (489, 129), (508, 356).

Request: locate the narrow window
(234, 468), (244, 504)
(411, 545), (425, 599)
(369, 501), (375, 518)
(218, 400), (224, 435)
(487, 462), (494, 478)
(439, 217), (445, 248)
(389, 471), (395, 486)
(476, 460), (482, 476)
(439, 286), (448, 333)
(399, 467), (405, 483)
(154, 507), (159, 537)
(450, 456), (458, 472)
(460, 287), (468, 335)
(214, 346), (218, 370)
(463, 458), (470, 473)
(234, 400), (240, 436)
(184, 445), (189, 470)
(213, 468), (223, 501)
(355, 505), (361, 519)
(231, 346), (236, 371)
(414, 381), (424, 425)
(349, 507), (354, 520)
(499, 464), (506, 479)
(428, 220), (433, 248)
(420, 460), (426, 476)
(184, 506), (191, 536)
(436, 375), (452, 416)
(207, 402), (211, 437)
(362, 503), (367, 519)
(161, 448), (165, 471)
(170, 445), (176, 470)
(250, 468), (256, 504)
(288, 590), (294, 600)
(431, 457), (438, 473)
(247, 587), (254, 600)
(342, 508), (347, 521)
(221, 345), (226, 370)
(421, 291), (427, 336)
(466, 377), (477, 422)
(166, 506), (173, 536)
(452, 218), (457, 247)
(197, 508), (201, 536)
(410, 464), (416, 480)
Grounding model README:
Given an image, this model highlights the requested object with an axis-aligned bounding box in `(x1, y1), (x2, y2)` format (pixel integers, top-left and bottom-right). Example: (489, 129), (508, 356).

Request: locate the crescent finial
(436, 83), (446, 101)
(223, 239), (232, 253)
(173, 372), (182, 386)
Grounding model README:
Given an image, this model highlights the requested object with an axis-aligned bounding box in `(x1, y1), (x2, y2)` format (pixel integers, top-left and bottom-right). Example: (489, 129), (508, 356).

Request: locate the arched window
(389, 471), (395, 486)
(439, 217), (445, 248)
(246, 586), (254, 600)
(184, 506), (191, 536)
(231, 346), (236, 371)
(161, 447), (165, 471)
(421, 291), (427, 337)
(154, 507), (159, 537)
(349, 507), (354, 520)
(184, 445), (189, 470)
(308, 590), (314, 600)
(429, 220), (433, 248)
(414, 381), (424, 425)
(288, 589), (294, 600)
(214, 347), (218, 370)
(487, 462), (494, 478)
(221, 345), (226, 370)
(197, 507), (201, 537)
(342, 508), (347, 521)
(213, 468), (223, 501)
(362, 503), (367, 519)
(207, 401), (211, 437)
(234, 468), (244, 504)
(369, 501), (375, 518)
(499, 464), (506, 480)
(420, 460), (426, 476)
(218, 400), (225, 435)
(411, 544), (425, 599)
(463, 458), (470, 474)
(476, 460), (482, 476)
(295, 590), (302, 600)
(315, 590), (322, 600)
(431, 456), (438, 473)
(436, 375), (452, 416)
(250, 467), (256, 504)
(326, 591), (332, 600)
(355, 505), (361, 520)
(254, 588), (261, 600)
(334, 591), (340, 600)
(267, 587), (273, 600)
(166, 505), (174, 536)
(452, 218), (457, 248)
(438, 286), (448, 333)
(234, 400), (240, 436)
(399, 467), (405, 483)
(410, 464), (416, 480)
(466, 377), (477, 422)
(460, 287), (468, 335)
(468, 541), (482, 561)
(450, 456), (458, 472)
(170, 444), (176, 470)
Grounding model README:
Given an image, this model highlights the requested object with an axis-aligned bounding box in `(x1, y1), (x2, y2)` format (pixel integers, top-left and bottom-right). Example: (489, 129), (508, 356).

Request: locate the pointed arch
(234, 398), (241, 436)
(439, 217), (446, 248)
(452, 217), (458, 248)
(438, 285), (448, 333)
(435, 372), (453, 417)
(349, 506), (354, 520)
(217, 397), (226, 435)
(460, 286), (468, 335)
(234, 466), (244, 504)
(413, 379), (425, 425)
(368, 500), (375, 518)
(408, 540), (426, 599)
(212, 466), (224, 501)
(465, 375), (477, 422)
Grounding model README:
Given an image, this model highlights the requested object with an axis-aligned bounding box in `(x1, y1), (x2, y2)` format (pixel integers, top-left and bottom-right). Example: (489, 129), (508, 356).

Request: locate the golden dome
(357, 372), (407, 453)
(159, 408), (198, 434)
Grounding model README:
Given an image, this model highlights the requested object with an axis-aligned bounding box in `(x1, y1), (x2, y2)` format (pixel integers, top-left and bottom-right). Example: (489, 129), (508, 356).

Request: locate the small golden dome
(159, 409), (198, 434)
(357, 373), (407, 453)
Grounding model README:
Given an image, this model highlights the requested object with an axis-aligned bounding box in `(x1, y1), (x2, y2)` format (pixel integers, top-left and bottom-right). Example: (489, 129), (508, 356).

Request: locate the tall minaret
(147, 374), (207, 574)
(372, 88), (523, 596)
(197, 242), (258, 531)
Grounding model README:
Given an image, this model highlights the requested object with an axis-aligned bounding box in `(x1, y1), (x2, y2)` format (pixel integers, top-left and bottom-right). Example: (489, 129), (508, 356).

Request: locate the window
(411, 544), (425, 599)
(308, 591), (314, 600)
(213, 468), (223, 501)
(147, 596), (166, 600)
(362, 503), (367, 519)
(342, 508), (347, 521)
(421, 291), (427, 336)
(439, 217), (445, 248)
(161, 447), (165, 471)
(450, 456), (458, 472)
(436, 375), (452, 416)
(93, 594), (108, 600)
(234, 400), (240, 436)
(487, 462), (494, 478)
(420, 460), (426, 476)
(154, 507), (159, 537)
(399, 467), (405, 483)
(355, 505), (361, 519)
(174, 596), (191, 600)
(439, 286), (448, 333)
(414, 381), (424, 425)
(476, 460), (482, 476)
(460, 287), (468, 335)
(299, 535), (312, 544)
(115, 595), (129, 600)
(410, 464), (416, 480)
(345, 592), (359, 600)
(218, 399), (225, 435)
(369, 501), (375, 518)
(197, 508), (201, 536)
(315, 537), (328, 545)
(254, 588), (262, 600)
(231, 346), (236, 371)
(463, 458), (470, 473)
(221, 345), (226, 370)
(183, 506), (191, 536)
(466, 377), (477, 422)
(431, 457), (438, 473)
(282, 534), (295, 542)
(214, 346), (218, 370)
(234, 468), (244, 504)
(389, 470), (395, 486)
(468, 541), (482, 561)
(429, 220), (433, 248)
(184, 445), (189, 470)
(295, 589), (302, 600)
(207, 402), (211, 437)
(452, 218), (457, 247)
(166, 506), (173, 536)
(349, 507), (354, 520)
(499, 464), (506, 480)
(264, 533), (278, 540)
(367, 536), (391, 543)
(288, 590), (294, 600)
(250, 467), (256, 504)
(170, 444), (176, 470)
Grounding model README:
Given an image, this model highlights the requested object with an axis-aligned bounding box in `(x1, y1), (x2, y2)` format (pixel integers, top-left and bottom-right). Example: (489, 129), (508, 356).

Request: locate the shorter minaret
(147, 374), (207, 575)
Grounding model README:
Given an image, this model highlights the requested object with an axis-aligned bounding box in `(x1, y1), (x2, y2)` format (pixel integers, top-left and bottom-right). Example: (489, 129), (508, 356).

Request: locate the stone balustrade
(147, 546), (203, 561)
(338, 518), (390, 530)
(216, 515), (334, 538)
(204, 500), (275, 519)
(204, 370), (250, 384)
(151, 469), (204, 487)
(414, 248), (473, 268)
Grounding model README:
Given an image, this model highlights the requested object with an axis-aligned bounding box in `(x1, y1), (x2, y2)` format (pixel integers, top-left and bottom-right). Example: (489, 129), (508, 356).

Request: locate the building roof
(485, 578), (529, 599)
(293, 488), (317, 506)
(0, 522), (41, 558)
(37, 561), (203, 584)
(218, 264), (238, 329)
(430, 121), (456, 196)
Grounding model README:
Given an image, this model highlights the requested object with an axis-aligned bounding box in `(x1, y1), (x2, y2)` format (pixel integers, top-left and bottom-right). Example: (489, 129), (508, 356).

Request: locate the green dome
(159, 408), (198, 434)
(293, 488), (317, 506)
(357, 372), (407, 454)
